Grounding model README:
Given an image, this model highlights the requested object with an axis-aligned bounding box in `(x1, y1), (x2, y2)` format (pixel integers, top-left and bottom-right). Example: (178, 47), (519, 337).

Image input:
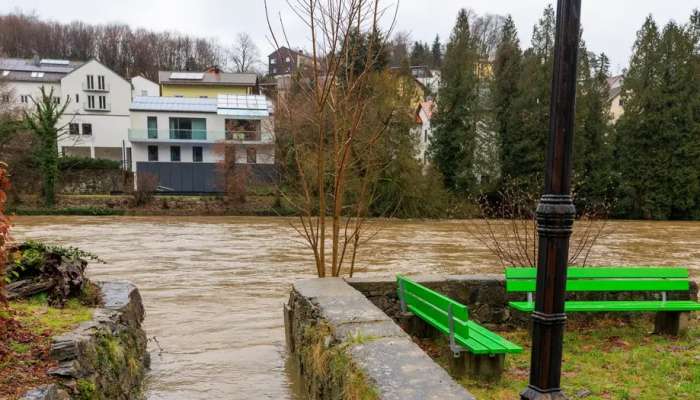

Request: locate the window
(225, 119), (260, 140)
(81, 123), (92, 136)
(87, 95), (95, 109)
(30, 72), (44, 78)
(246, 147), (257, 164)
(20, 95), (29, 103)
(285, 57), (291, 63)
(98, 96), (106, 109)
(140, 90), (147, 96)
(424, 129), (428, 143)
(619, 98), (624, 107)
(192, 146), (203, 162)
(69, 123), (79, 135)
(53, 97), (60, 105)
(147, 145), (159, 161)
(270, 58), (276, 65)
(97, 75), (105, 90)
(147, 117), (158, 139)
(75, 94), (79, 103)
(1, 95), (9, 103)
(86, 75), (94, 90)
(271, 67), (276, 74)
(170, 146), (181, 162)
(169, 118), (206, 139)
(199, 96), (208, 98)
(1, 70), (9, 77)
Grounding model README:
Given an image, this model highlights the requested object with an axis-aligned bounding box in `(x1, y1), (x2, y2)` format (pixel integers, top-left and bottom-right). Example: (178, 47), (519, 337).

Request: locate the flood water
(12, 216), (700, 399)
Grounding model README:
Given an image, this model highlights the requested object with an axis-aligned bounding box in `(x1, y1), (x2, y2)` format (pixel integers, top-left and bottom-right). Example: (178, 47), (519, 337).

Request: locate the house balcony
(82, 82), (110, 92)
(128, 129), (274, 144)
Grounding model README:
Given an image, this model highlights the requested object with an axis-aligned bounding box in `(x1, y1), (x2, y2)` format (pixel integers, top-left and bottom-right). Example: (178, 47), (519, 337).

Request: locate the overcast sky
(2, 0), (697, 74)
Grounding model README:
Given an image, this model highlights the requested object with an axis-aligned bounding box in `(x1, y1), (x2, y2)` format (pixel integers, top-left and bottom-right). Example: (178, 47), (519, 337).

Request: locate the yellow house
(158, 67), (258, 98)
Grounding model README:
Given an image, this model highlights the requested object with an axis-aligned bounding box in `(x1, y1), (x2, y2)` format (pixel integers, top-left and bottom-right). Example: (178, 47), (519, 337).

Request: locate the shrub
(58, 156), (121, 171)
(132, 172), (158, 206)
(0, 162), (10, 304)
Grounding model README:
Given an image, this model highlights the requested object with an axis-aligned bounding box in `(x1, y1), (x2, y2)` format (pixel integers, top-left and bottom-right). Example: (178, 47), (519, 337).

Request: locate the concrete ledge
(286, 278), (474, 400)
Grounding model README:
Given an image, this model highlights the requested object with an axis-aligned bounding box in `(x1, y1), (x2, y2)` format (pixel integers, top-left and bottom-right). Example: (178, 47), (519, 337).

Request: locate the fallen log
(7, 278), (55, 300)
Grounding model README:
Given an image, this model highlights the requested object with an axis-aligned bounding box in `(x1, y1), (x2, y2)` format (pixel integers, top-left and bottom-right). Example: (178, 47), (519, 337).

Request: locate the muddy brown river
(12, 216), (700, 399)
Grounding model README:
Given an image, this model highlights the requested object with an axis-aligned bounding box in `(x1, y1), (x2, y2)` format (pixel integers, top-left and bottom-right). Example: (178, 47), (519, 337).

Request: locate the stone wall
(346, 274), (700, 328)
(59, 170), (132, 195)
(286, 278), (475, 400)
(21, 281), (148, 400)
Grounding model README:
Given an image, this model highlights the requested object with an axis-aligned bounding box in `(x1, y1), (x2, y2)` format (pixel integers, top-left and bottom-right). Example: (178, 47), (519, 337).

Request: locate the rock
(20, 385), (70, 400)
(575, 389), (592, 398)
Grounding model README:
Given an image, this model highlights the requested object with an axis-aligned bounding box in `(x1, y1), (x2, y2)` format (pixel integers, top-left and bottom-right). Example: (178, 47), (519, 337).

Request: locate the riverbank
(8, 193), (296, 217)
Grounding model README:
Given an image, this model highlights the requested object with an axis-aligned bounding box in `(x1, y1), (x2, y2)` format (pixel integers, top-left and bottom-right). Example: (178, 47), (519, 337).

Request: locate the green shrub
(58, 156), (121, 171)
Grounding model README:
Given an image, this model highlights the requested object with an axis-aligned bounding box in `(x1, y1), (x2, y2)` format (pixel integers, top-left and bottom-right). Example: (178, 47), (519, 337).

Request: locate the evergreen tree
(572, 47), (616, 208)
(616, 14), (700, 219)
(430, 9), (480, 193)
(492, 15), (522, 184)
(505, 5), (556, 191)
(431, 35), (442, 68)
(23, 86), (70, 207)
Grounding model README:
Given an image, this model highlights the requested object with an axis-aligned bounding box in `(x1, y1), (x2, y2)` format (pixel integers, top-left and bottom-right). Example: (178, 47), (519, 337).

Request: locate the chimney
(33, 55), (40, 66)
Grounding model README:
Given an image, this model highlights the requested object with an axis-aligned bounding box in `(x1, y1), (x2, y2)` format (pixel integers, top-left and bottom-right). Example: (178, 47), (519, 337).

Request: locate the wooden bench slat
(399, 275), (469, 321)
(405, 293), (469, 338)
(466, 321), (522, 354)
(507, 279), (689, 293)
(505, 267), (690, 279)
(509, 300), (700, 313)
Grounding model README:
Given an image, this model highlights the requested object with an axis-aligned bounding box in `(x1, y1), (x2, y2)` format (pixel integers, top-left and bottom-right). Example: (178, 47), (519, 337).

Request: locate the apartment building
(0, 57), (132, 163)
(128, 95), (275, 192)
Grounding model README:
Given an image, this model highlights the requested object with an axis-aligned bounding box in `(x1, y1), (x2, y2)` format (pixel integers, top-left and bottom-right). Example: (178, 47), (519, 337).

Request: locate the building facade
(267, 47), (312, 77)
(158, 68), (258, 98)
(607, 75), (624, 122)
(0, 57), (133, 163)
(129, 95), (275, 192)
(131, 75), (159, 97)
(412, 100), (434, 164)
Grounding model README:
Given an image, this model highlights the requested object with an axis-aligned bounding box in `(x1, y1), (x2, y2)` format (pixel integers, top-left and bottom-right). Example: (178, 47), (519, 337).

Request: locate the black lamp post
(521, 0), (581, 399)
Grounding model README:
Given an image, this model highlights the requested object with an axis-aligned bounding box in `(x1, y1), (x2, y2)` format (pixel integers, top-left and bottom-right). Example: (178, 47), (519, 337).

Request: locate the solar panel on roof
(40, 59), (70, 65)
(170, 72), (204, 80)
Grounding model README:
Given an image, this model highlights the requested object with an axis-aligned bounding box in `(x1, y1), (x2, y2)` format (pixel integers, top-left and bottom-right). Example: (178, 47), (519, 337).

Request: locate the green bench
(506, 267), (700, 335)
(397, 275), (522, 379)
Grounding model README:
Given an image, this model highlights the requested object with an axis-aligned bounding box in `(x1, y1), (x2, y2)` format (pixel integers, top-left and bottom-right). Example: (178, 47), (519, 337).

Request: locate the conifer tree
(431, 35), (442, 68)
(492, 15), (522, 183)
(430, 9), (480, 193)
(504, 5), (556, 191)
(616, 14), (700, 219)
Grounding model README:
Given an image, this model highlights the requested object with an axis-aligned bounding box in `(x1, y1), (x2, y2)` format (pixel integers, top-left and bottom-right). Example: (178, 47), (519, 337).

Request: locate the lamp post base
(520, 386), (568, 400)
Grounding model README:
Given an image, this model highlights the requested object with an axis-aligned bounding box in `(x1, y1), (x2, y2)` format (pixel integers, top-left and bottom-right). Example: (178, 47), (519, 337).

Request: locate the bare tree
(266, 0), (400, 278)
(467, 182), (612, 268)
(228, 33), (261, 73)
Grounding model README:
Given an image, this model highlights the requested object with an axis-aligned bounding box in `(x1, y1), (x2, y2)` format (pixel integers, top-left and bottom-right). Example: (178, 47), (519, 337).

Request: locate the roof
(267, 46), (309, 59)
(0, 57), (83, 83)
(130, 96), (217, 113)
(158, 70), (258, 86)
(607, 75), (624, 101)
(130, 94), (273, 116)
(217, 95), (272, 118)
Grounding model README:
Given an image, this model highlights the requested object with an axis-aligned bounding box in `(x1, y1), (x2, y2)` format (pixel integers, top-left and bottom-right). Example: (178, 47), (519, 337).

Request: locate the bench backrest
(505, 267), (691, 294)
(397, 275), (469, 338)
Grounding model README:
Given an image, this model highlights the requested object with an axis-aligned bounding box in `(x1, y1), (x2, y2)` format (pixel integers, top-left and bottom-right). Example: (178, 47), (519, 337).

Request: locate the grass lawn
(0, 295), (93, 399)
(420, 317), (700, 400)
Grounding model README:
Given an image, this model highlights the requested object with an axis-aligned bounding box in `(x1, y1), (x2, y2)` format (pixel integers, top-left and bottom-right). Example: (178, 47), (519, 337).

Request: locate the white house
(131, 75), (159, 97)
(412, 100), (434, 164)
(607, 75), (624, 122)
(129, 94), (275, 192)
(0, 57), (133, 164)
(58, 59), (132, 162)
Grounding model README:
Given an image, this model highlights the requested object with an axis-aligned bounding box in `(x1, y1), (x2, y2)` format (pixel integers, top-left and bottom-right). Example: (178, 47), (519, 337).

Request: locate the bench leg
(467, 353), (505, 381)
(446, 350), (467, 377)
(398, 312), (438, 339)
(654, 312), (690, 336)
